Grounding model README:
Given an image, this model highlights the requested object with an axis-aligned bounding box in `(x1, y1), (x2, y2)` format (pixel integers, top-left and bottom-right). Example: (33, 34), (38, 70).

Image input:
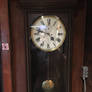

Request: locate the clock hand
(30, 26), (40, 28)
(30, 25), (50, 35)
(30, 25), (47, 30)
(30, 25), (55, 39)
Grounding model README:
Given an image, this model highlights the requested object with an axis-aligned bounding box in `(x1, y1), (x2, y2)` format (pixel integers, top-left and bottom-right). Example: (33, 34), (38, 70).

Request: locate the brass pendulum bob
(42, 80), (54, 92)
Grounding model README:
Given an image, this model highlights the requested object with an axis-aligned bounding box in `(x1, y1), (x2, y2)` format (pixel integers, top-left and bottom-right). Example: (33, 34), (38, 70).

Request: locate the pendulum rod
(48, 53), (50, 80)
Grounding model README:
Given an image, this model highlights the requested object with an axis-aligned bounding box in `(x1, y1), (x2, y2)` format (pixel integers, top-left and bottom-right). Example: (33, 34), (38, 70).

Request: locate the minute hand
(31, 26), (50, 36)
(40, 31), (50, 36)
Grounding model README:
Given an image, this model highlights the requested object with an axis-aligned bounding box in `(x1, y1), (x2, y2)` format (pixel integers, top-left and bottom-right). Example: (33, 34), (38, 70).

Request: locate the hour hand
(30, 25), (51, 36)
(30, 26), (40, 32)
(30, 25), (47, 31)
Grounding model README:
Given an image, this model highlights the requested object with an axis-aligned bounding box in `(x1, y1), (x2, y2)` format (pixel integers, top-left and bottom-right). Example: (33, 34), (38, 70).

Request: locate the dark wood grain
(9, 1), (27, 92)
(18, 0), (78, 9)
(0, 0), (13, 92)
(84, 0), (92, 91)
(29, 46), (69, 92)
(72, 1), (87, 92)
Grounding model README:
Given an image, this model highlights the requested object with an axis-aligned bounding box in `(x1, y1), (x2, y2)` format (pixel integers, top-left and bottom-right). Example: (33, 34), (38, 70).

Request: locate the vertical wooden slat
(0, 0), (12, 92)
(72, 1), (87, 92)
(10, 1), (27, 92)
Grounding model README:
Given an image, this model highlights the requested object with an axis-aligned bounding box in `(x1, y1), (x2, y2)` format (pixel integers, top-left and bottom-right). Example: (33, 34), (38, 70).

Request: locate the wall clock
(31, 16), (66, 52)
(27, 12), (71, 92)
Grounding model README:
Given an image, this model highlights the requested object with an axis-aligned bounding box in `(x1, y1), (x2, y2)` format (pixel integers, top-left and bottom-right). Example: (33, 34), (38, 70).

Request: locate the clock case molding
(6, 1), (87, 92)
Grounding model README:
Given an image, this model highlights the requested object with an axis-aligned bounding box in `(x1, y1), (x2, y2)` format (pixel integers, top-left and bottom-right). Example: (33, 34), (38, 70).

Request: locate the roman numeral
(56, 38), (61, 42)
(50, 37), (54, 41)
(53, 21), (57, 26)
(40, 41), (44, 46)
(47, 19), (51, 25)
(40, 21), (45, 25)
(36, 37), (40, 42)
(53, 43), (56, 47)
(47, 44), (50, 48)
(58, 33), (63, 36)
(34, 31), (39, 35)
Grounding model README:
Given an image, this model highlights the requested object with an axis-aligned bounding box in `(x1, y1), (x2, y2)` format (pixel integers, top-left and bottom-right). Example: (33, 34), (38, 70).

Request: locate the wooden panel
(72, 1), (87, 92)
(18, 0), (78, 5)
(10, 1), (27, 92)
(18, 0), (78, 9)
(0, 0), (12, 92)
(29, 51), (67, 92)
(19, 0), (77, 3)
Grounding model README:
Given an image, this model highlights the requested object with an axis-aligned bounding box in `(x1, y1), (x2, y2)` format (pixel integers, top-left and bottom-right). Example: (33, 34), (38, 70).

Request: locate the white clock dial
(31, 16), (66, 52)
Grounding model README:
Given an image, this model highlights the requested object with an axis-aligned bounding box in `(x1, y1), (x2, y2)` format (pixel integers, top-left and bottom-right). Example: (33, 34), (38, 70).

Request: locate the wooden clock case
(0, 0), (86, 92)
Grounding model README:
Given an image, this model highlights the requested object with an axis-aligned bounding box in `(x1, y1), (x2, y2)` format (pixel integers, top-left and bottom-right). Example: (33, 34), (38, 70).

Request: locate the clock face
(31, 16), (66, 52)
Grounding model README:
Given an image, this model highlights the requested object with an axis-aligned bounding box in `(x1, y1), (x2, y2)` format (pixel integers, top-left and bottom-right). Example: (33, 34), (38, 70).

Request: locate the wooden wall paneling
(72, 1), (87, 92)
(10, 1), (27, 92)
(0, 0), (13, 92)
